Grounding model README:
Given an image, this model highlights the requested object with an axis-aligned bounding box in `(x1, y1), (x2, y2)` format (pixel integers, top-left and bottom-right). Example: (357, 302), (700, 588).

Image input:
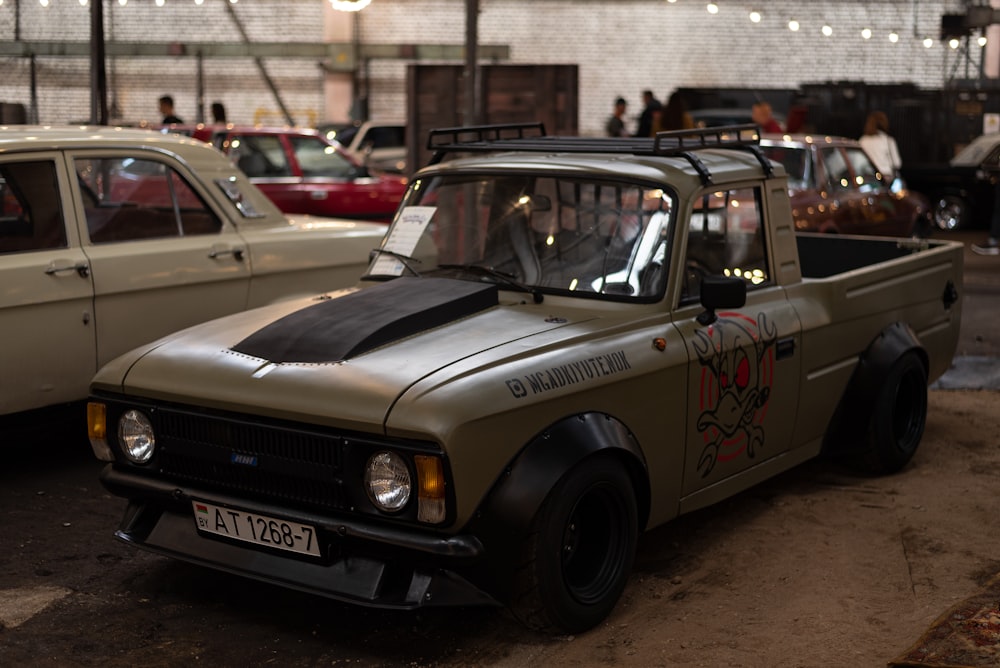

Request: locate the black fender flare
(823, 322), (928, 455)
(460, 412), (649, 602)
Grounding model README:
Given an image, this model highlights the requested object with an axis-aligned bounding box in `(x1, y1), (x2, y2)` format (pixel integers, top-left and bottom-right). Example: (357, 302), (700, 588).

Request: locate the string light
(923, 38), (934, 48)
(822, 25), (833, 37)
(749, 10), (761, 24)
(861, 28), (872, 40)
(706, 3), (719, 14)
(890, 31), (900, 43)
(788, 20), (799, 32)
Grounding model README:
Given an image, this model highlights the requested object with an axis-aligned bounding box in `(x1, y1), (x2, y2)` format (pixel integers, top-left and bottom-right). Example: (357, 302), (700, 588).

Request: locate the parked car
(0, 126), (386, 418)
(900, 132), (1000, 230)
(319, 121), (408, 174)
(159, 124), (407, 223)
(759, 134), (931, 236)
(89, 124), (961, 634)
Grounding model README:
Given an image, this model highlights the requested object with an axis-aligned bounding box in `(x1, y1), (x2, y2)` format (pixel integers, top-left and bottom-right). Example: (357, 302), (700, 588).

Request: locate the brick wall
(0, 0), (972, 136)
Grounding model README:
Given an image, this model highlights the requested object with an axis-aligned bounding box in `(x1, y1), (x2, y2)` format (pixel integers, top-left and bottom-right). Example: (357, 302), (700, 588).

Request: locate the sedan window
(0, 160), (67, 254)
(288, 136), (359, 178)
(844, 147), (882, 191)
(821, 148), (852, 192)
(76, 157), (222, 243)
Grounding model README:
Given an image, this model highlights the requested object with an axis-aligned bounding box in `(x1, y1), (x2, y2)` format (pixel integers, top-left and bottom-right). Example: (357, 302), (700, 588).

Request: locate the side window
(76, 157), (222, 243)
(821, 148), (852, 192)
(0, 160), (67, 254)
(289, 136), (357, 178)
(230, 135), (291, 177)
(845, 147), (882, 191)
(682, 186), (769, 304)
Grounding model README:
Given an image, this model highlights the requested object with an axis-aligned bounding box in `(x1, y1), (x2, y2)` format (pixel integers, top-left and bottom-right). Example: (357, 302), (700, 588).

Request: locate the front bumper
(100, 465), (495, 609)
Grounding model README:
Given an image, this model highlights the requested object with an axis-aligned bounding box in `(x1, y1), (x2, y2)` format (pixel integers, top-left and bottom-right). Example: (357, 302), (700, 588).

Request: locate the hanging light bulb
(79, 0), (88, 5)
(330, 0), (372, 10)
(822, 25), (833, 37)
(949, 38), (960, 49)
(155, 0), (165, 5)
(889, 32), (900, 43)
(119, 0), (127, 6)
(706, 3), (719, 15)
(39, 0), (49, 7)
(923, 37), (934, 48)
(788, 20), (800, 32)
(195, 0), (204, 5)
(749, 10), (761, 24)
(861, 28), (872, 40)
(978, 36), (988, 47)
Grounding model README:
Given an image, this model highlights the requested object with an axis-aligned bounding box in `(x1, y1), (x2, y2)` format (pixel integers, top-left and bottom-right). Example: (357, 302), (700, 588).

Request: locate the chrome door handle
(45, 260), (90, 278)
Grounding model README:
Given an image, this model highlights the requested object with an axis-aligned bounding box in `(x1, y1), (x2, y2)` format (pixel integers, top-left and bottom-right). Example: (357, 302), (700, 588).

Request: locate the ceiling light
(707, 3), (719, 14)
(923, 38), (934, 48)
(822, 25), (833, 37)
(889, 32), (900, 43)
(949, 38), (960, 49)
(749, 11), (761, 24)
(788, 20), (800, 32)
(861, 28), (872, 40)
(978, 36), (988, 47)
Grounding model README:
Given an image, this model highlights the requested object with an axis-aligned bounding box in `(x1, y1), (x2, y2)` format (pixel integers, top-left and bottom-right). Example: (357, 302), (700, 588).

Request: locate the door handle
(208, 245), (245, 261)
(45, 260), (90, 278)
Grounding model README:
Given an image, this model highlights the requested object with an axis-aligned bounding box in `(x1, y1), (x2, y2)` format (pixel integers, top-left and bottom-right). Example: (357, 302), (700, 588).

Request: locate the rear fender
(461, 413), (649, 601)
(823, 322), (928, 455)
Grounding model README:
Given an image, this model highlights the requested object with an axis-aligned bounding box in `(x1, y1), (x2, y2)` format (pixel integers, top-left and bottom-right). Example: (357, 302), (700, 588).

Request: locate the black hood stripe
(231, 277), (499, 364)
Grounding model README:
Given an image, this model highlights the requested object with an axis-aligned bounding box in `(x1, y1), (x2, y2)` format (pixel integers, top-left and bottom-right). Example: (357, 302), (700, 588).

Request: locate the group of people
(157, 94), (228, 126)
(605, 90), (695, 138)
(606, 91), (785, 138)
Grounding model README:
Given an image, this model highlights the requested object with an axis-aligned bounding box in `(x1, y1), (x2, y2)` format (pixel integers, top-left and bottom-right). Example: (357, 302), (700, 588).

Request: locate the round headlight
(118, 409), (155, 464)
(364, 451), (411, 512)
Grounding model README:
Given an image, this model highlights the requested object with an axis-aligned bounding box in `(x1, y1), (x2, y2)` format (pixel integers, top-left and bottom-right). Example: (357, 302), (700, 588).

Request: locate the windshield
(366, 173), (675, 300)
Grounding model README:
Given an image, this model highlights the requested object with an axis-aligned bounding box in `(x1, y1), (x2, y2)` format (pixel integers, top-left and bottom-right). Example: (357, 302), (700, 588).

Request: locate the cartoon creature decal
(692, 312), (777, 477)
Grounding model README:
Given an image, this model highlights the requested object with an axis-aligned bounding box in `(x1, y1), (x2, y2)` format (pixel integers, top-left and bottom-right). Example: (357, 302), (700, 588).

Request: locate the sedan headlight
(118, 409), (155, 464)
(364, 451), (411, 512)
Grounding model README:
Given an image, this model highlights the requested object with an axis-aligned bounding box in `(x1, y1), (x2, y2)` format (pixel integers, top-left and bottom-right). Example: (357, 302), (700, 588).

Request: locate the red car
(161, 125), (407, 223)
(759, 134), (931, 237)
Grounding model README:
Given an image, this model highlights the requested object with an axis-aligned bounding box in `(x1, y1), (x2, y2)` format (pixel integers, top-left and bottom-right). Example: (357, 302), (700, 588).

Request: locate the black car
(900, 133), (1000, 231)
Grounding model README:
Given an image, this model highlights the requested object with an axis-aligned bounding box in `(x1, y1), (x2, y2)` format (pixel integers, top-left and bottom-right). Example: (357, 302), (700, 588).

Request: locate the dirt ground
(1, 230), (999, 667)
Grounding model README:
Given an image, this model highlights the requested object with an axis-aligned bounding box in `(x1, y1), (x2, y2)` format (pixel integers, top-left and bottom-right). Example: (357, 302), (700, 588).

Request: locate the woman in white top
(859, 111), (902, 182)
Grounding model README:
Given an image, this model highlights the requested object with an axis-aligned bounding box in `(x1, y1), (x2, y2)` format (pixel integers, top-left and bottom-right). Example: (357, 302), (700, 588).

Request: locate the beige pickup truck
(88, 124), (962, 634)
(0, 126), (385, 417)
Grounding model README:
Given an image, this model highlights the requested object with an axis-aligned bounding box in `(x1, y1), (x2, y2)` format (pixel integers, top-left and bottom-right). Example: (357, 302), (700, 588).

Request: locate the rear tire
(510, 456), (638, 634)
(856, 352), (927, 474)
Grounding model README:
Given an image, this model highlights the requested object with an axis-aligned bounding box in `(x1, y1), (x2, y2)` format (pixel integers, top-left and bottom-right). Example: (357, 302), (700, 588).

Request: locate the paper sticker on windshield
(370, 206), (436, 275)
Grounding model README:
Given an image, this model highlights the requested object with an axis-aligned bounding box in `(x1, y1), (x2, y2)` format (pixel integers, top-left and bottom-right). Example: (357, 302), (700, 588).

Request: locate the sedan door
(0, 154), (96, 415)
(68, 152), (252, 369)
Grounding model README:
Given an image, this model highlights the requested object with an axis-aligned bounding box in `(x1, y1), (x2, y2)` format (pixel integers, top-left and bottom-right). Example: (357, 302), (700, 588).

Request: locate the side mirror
(697, 275), (746, 325)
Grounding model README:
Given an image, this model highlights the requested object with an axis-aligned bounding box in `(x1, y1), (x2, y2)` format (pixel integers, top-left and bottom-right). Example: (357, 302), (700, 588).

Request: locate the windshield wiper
(435, 263), (544, 303)
(365, 248), (422, 277)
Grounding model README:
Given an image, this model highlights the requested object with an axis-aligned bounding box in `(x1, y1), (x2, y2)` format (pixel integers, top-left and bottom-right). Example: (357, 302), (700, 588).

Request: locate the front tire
(510, 456), (638, 634)
(856, 352), (928, 474)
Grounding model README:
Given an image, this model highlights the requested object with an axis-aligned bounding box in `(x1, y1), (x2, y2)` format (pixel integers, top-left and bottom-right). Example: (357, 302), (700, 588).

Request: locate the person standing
(159, 95), (183, 124)
(859, 110), (902, 182)
(606, 97), (628, 137)
(655, 91), (694, 132)
(211, 101), (227, 124)
(634, 90), (662, 137)
(751, 102), (783, 134)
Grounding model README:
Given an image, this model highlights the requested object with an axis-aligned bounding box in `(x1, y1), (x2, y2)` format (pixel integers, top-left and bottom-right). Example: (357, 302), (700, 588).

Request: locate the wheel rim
(934, 198), (963, 230)
(560, 483), (630, 605)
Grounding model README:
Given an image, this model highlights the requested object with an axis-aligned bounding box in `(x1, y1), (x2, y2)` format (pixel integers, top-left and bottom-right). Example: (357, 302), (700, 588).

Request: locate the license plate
(192, 501), (321, 557)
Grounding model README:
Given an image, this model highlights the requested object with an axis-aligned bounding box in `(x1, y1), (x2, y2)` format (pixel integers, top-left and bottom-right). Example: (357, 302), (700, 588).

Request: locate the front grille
(150, 408), (349, 512)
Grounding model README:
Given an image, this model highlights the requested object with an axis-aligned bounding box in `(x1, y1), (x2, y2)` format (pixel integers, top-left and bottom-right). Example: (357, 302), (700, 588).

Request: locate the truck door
(0, 154), (96, 415)
(672, 185), (802, 498)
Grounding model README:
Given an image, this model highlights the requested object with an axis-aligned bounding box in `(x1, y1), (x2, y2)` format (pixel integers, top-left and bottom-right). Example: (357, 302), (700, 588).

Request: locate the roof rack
(425, 122), (772, 185)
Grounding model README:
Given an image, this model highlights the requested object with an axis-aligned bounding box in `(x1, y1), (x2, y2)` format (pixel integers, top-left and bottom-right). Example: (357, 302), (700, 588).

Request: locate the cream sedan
(0, 126), (387, 417)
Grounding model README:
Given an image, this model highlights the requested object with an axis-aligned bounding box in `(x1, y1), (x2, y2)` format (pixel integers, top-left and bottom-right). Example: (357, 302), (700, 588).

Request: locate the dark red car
(160, 125), (407, 223)
(760, 134), (931, 237)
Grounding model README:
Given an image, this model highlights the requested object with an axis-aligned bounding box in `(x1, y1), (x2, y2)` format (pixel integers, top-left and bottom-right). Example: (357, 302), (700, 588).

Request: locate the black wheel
(857, 352), (928, 474)
(510, 456), (638, 634)
(933, 195), (968, 231)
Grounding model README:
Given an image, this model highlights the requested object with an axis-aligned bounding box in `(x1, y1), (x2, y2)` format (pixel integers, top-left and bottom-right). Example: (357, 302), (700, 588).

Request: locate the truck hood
(109, 277), (578, 431)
